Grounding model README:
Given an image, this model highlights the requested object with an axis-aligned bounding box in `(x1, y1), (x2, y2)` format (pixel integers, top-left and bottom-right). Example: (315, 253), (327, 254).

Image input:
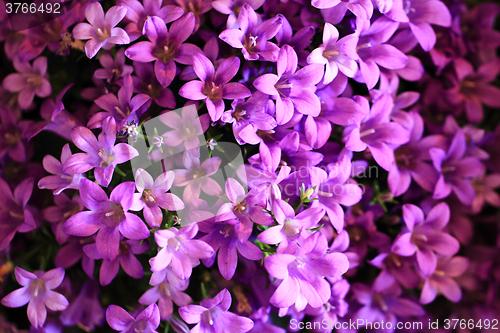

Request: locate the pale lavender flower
(73, 3), (130, 59)
(1, 267), (68, 328)
(179, 289), (254, 333)
(159, 105), (210, 150)
(149, 223), (214, 280)
(130, 168), (184, 228)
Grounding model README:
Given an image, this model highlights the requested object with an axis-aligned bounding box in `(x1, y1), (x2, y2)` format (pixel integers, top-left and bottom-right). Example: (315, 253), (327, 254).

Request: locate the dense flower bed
(0, 0), (499, 332)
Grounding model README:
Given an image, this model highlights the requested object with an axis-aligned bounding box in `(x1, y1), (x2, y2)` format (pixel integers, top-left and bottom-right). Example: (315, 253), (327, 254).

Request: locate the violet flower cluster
(0, 0), (499, 332)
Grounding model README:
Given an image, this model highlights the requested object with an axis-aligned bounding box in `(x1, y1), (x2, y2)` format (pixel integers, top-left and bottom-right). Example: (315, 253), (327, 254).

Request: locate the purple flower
(2, 57), (51, 110)
(179, 53), (251, 122)
(430, 129), (484, 205)
(253, 45), (324, 124)
(307, 23), (358, 84)
(351, 282), (424, 331)
(179, 289), (254, 333)
(42, 193), (83, 245)
(125, 14), (201, 87)
(0, 108), (32, 162)
(388, 111), (447, 196)
(264, 232), (349, 312)
(118, 0), (184, 41)
(444, 59), (500, 124)
(258, 198), (324, 249)
(369, 252), (421, 290)
(420, 256), (469, 304)
(216, 178), (273, 241)
(348, 17), (408, 90)
(200, 220), (263, 280)
(132, 62), (176, 108)
(84, 238), (149, 285)
(139, 268), (192, 320)
(386, 0), (452, 51)
(0, 177), (38, 251)
(149, 223), (214, 280)
(64, 117), (139, 187)
(221, 92), (276, 145)
(60, 280), (105, 330)
(88, 74), (151, 132)
(94, 48), (133, 82)
(219, 4), (283, 62)
(343, 95), (410, 171)
(62, 179), (150, 262)
(106, 303), (160, 333)
(312, 0), (373, 21)
(73, 3), (130, 59)
(38, 144), (84, 195)
(54, 236), (95, 279)
(1, 267), (68, 328)
(391, 202), (460, 276)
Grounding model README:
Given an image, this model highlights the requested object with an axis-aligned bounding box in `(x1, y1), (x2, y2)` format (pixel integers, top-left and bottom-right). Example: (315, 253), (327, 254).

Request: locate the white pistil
(359, 128), (376, 138)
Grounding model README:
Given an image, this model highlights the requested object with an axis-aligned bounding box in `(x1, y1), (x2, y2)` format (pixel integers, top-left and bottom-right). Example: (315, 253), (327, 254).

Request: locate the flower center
(158, 282), (171, 298)
(153, 41), (178, 64)
(232, 106), (247, 121)
(119, 241), (129, 255)
(26, 74), (43, 87)
(168, 237), (183, 251)
(244, 34), (259, 53)
(189, 167), (206, 180)
(276, 79), (293, 98)
(284, 218), (301, 237)
(142, 189), (156, 204)
(202, 81), (223, 101)
(29, 279), (47, 298)
(98, 148), (116, 168)
(233, 199), (248, 215)
(4, 130), (21, 147)
(103, 202), (125, 227)
(96, 28), (111, 40)
(323, 48), (340, 59)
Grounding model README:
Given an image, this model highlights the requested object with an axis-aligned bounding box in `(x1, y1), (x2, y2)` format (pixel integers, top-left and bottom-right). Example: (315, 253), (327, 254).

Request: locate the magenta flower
(391, 202), (460, 276)
(0, 107), (33, 162)
(253, 45), (324, 124)
(84, 238), (149, 286)
(219, 4), (283, 62)
(179, 289), (254, 333)
(125, 14), (201, 87)
(88, 74), (151, 132)
(150, 223), (214, 280)
(1, 267), (68, 328)
(64, 117), (139, 187)
(62, 179), (150, 262)
(139, 268), (192, 320)
(42, 192), (83, 245)
(2, 57), (51, 110)
(257, 198), (324, 248)
(307, 23), (358, 84)
(386, 0), (452, 51)
(0, 177), (37, 251)
(179, 53), (251, 121)
(130, 168), (184, 229)
(73, 3), (130, 59)
(343, 95), (410, 171)
(106, 303), (160, 333)
(312, 0), (373, 21)
(264, 232), (349, 312)
(38, 144), (84, 195)
(420, 256), (469, 304)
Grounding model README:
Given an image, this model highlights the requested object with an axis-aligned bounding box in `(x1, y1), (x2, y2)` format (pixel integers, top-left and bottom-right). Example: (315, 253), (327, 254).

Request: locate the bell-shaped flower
(219, 4), (283, 62)
(64, 117), (139, 187)
(149, 223), (214, 280)
(253, 45), (324, 124)
(391, 202), (460, 276)
(125, 14), (201, 87)
(106, 303), (160, 333)
(1, 267), (68, 328)
(179, 53), (251, 121)
(73, 3), (130, 59)
(179, 289), (254, 333)
(264, 232), (349, 313)
(62, 179), (150, 262)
